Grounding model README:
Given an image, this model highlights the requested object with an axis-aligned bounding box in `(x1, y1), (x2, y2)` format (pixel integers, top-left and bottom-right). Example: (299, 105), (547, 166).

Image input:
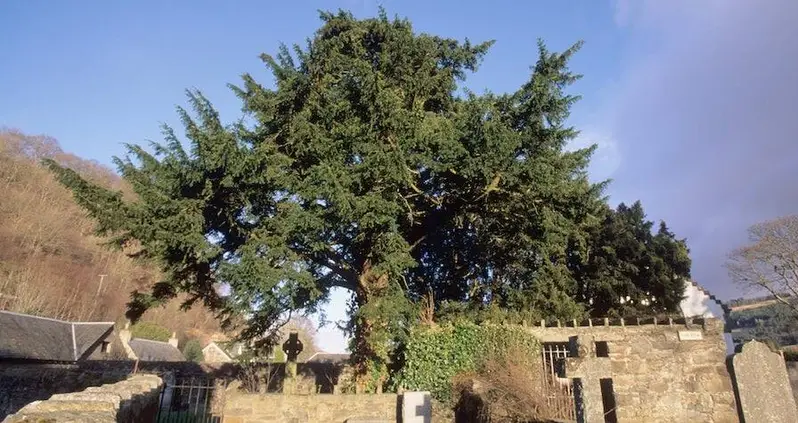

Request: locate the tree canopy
(727, 214), (798, 317)
(45, 9), (690, 385)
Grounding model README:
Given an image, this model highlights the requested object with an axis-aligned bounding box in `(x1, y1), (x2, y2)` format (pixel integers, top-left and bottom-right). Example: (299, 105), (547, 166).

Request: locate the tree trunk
(351, 260), (390, 390)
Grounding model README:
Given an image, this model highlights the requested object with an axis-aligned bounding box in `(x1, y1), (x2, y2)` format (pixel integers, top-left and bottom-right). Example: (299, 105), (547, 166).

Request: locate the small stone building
(117, 322), (185, 362)
(0, 310), (116, 362)
(526, 317), (738, 423)
(202, 341), (255, 363)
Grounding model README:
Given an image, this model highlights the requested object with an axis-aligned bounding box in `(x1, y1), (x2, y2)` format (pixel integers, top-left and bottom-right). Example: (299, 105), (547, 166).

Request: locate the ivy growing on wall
(395, 321), (541, 402)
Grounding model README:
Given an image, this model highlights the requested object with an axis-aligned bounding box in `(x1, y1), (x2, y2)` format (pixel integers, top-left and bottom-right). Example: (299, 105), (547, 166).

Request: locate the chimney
(168, 332), (179, 349)
(119, 321), (132, 344)
(118, 321), (137, 360)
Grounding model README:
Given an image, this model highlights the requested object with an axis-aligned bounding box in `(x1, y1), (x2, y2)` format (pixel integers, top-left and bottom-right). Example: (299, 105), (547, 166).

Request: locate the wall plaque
(678, 330), (703, 341)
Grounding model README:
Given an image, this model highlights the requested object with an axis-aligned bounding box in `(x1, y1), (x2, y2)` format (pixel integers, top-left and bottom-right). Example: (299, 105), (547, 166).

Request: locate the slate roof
(0, 310), (114, 362)
(128, 338), (185, 362)
(306, 352), (350, 364)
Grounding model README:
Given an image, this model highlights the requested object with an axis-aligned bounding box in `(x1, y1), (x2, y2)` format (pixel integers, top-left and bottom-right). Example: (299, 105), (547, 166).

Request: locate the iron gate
(156, 376), (223, 423)
(541, 342), (577, 421)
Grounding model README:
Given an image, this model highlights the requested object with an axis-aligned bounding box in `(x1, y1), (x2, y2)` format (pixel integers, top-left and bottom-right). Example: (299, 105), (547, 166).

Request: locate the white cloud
(567, 130), (622, 183)
(680, 282), (714, 318)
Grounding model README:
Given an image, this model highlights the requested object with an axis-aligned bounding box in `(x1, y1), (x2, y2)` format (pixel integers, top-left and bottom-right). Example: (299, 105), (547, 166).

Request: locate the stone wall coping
(518, 316), (722, 329)
(1, 374), (163, 423)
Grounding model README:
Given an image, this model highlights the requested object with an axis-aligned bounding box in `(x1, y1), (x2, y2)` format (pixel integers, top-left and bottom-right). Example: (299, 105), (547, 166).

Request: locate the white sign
(403, 391), (432, 423)
(678, 330), (703, 341)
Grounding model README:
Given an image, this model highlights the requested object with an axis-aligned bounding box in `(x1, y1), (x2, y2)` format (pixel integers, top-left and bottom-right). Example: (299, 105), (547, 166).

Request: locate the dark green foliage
(569, 201), (691, 317)
(396, 321), (540, 402)
(728, 300), (798, 349)
(783, 349), (798, 362)
(130, 322), (171, 342)
(182, 339), (204, 362)
(44, 9), (690, 381)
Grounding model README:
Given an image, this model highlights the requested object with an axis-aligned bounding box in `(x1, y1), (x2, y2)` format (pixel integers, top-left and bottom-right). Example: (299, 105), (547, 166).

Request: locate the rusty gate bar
(155, 376), (222, 423)
(541, 342), (576, 421)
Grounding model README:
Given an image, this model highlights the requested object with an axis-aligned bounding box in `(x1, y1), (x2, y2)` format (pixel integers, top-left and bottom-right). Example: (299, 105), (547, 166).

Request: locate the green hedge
(182, 339), (204, 362)
(131, 321), (171, 342)
(397, 321), (540, 402)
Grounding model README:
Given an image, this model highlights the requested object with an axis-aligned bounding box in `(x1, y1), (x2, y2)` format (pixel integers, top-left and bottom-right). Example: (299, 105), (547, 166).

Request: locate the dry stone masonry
(222, 392), (397, 423)
(527, 317), (738, 423)
(732, 340), (798, 423)
(1, 374), (163, 423)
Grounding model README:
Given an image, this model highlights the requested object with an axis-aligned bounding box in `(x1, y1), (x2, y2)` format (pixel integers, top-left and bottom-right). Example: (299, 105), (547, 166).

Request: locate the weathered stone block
(2, 374), (162, 423)
(733, 340), (798, 423)
(402, 391), (431, 423)
(47, 392), (122, 410)
(711, 391), (735, 406)
(18, 400), (115, 414)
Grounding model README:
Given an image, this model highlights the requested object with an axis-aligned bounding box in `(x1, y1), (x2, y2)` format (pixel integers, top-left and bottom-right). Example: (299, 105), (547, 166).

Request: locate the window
(600, 378), (618, 423)
(595, 341), (610, 358)
(100, 341), (110, 353)
(541, 342), (571, 379)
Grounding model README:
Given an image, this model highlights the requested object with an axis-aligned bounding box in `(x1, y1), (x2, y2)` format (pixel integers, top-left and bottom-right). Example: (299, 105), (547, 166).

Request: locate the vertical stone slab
(564, 335), (612, 423)
(733, 340), (798, 423)
(402, 391), (431, 423)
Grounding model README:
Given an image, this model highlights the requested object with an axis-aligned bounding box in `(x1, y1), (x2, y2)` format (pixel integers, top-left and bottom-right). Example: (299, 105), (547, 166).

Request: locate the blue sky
(2, 0), (796, 353)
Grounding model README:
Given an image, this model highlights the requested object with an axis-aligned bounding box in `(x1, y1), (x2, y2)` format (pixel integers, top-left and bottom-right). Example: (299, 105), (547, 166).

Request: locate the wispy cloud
(568, 130), (622, 183)
(602, 0), (798, 299)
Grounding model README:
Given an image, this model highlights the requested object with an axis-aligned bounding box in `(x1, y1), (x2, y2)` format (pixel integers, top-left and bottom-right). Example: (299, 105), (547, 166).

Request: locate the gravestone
(562, 335), (614, 423)
(733, 340), (798, 423)
(282, 332), (304, 394)
(402, 391), (431, 423)
(282, 332), (304, 362)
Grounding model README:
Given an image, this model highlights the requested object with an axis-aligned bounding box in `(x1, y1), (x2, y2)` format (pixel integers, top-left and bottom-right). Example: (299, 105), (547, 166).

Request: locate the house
(202, 340), (278, 363)
(305, 352), (350, 364)
(202, 341), (241, 363)
(0, 310), (116, 362)
(118, 322), (185, 362)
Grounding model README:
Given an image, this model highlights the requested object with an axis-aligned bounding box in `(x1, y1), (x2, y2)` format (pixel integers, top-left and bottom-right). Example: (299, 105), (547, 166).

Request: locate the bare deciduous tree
(726, 215), (798, 316)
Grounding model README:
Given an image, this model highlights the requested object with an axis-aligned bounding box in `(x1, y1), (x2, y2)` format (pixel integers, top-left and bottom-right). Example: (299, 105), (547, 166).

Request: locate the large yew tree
(46, 10), (690, 383)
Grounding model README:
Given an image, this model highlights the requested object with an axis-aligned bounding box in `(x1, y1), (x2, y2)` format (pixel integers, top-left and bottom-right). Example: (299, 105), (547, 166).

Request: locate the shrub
(182, 339), (204, 362)
(453, 345), (568, 423)
(131, 321), (171, 342)
(396, 321), (540, 403)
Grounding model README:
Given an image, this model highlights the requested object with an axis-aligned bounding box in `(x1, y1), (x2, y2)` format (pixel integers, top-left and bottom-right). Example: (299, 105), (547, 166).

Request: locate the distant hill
(727, 294), (798, 349)
(0, 128), (220, 340)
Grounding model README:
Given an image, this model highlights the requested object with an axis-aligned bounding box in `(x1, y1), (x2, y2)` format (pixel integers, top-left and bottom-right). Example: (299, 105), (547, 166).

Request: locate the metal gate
(156, 376), (223, 423)
(541, 342), (576, 421)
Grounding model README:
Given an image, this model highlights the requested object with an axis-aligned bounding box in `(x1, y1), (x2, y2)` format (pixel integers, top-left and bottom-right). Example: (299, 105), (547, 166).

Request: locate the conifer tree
(46, 9), (688, 384)
(570, 202), (691, 317)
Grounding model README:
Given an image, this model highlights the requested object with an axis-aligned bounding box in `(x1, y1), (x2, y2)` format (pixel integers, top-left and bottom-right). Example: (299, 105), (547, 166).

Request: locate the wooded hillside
(0, 128), (220, 337)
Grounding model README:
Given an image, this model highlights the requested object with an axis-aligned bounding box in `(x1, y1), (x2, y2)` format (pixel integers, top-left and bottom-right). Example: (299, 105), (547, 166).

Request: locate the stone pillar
(168, 332), (179, 348)
(563, 335), (612, 423)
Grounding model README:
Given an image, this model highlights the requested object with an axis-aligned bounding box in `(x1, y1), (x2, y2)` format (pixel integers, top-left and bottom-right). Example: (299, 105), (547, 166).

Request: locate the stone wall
(525, 317), (738, 423)
(223, 392), (398, 423)
(0, 363), (126, 419)
(0, 360), (235, 419)
(787, 361), (798, 407)
(1, 374), (163, 423)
